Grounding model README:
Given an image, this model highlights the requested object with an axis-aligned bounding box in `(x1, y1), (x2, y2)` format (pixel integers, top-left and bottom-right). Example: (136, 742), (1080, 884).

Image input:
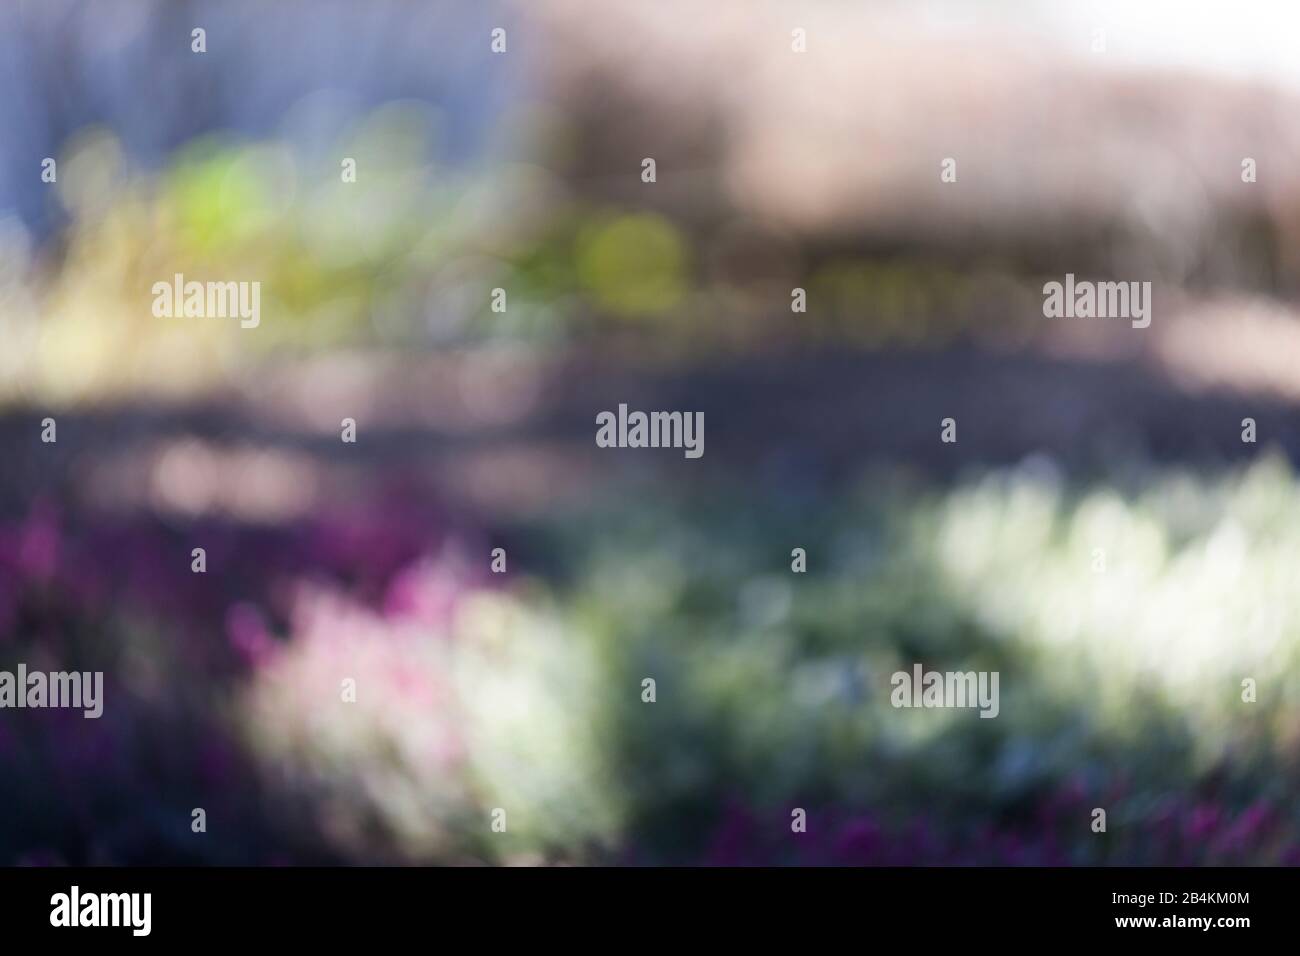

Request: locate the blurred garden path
(5, 327), (1294, 525)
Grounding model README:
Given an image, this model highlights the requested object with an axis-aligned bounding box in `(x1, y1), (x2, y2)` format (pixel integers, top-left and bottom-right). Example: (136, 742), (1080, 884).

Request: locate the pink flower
(226, 602), (274, 666)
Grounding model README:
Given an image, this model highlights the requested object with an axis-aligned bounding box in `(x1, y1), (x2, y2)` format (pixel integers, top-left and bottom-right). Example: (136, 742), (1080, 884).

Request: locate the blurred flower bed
(7, 1), (1300, 873)
(3, 455), (1298, 865)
